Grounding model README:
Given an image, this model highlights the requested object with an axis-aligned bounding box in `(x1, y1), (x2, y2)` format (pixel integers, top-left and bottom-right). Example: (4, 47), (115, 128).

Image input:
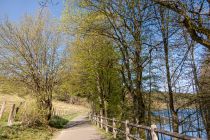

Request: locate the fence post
(52, 107), (54, 116)
(0, 101), (6, 119)
(151, 124), (158, 140)
(88, 112), (91, 121)
(8, 104), (15, 126)
(105, 118), (108, 133)
(97, 116), (100, 127)
(93, 114), (96, 124)
(112, 118), (117, 138)
(100, 115), (103, 129)
(135, 119), (140, 139)
(95, 115), (97, 125)
(125, 120), (130, 140)
(13, 102), (23, 119)
(94, 115), (96, 124)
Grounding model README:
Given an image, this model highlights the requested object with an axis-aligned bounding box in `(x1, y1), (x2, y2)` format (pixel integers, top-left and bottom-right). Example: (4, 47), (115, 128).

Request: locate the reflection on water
(153, 109), (207, 139)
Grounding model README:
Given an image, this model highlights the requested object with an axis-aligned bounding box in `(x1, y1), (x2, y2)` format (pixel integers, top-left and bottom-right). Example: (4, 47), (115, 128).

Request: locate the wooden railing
(89, 114), (201, 140)
(0, 101), (23, 126)
(52, 107), (75, 116)
(0, 101), (72, 126)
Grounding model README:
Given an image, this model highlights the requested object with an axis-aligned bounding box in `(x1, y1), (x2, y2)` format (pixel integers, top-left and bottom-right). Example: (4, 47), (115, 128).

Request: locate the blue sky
(0, 0), (64, 21)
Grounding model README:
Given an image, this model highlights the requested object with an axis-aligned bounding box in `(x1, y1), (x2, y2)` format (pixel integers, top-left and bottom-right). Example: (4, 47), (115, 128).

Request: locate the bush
(49, 115), (69, 128)
(18, 101), (48, 127)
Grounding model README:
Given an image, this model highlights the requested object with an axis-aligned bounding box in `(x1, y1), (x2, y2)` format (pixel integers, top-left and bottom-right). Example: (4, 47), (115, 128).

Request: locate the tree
(75, 0), (157, 125)
(155, 6), (179, 132)
(154, 0), (210, 49)
(68, 34), (122, 118)
(154, 0), (210, 136)
(62, 0), (208, 138)
(199, 52), (210, 138)
(0, 14), (63, 120)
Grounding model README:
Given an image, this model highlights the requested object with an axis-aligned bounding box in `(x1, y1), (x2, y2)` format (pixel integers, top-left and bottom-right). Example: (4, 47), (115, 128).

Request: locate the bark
(190, 45), (200, 93)
(36, 89), (53, 121)
(199, 54), (210, 139)
(189, 42), (202, 138)
(148, 53), (152, 125)
(159, 7), (179, 132)
(133, 15), (146, 124)
(134, 71), (145, 124)
(96, 71), (106, 117)
(134, 54), (145, 124)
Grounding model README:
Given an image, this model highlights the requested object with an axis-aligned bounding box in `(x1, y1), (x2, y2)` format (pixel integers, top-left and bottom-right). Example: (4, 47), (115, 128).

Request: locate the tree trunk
(133, 28), (145, 125)
(164, 36), (179, 132)
(205, 109), (210, 139)
(132, 59), (145, 125)
(96, 72), (106, 117)
(36, 90), (53, 121)
(159, 7), (179, 133)
(200, 101), (210, 139)
(199, 54), (210, 139)
(148, 53), (152, 126)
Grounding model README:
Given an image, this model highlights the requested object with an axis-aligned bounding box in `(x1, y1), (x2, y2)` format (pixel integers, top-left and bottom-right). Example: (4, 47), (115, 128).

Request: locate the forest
(0, 0), (209, 140)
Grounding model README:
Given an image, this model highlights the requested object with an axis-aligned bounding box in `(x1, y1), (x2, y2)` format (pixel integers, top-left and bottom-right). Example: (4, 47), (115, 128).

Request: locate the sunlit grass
(0, 94), (89, 140)
(0, 125), (55, 140)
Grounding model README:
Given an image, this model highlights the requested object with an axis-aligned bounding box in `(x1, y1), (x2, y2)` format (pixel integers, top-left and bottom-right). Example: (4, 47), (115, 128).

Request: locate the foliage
(0, 0), (209, 139)
(61, 0), (210, 138)
(49, 115), (69, 128)
(0, 14), (64, 120)
(69, 34), (122, 117)
(20, 102), (49, 127)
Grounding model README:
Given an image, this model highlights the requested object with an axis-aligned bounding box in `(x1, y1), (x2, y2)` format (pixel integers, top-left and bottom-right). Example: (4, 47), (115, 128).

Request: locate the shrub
(49, 115), (69, 128)
(18, 100), (48, 127)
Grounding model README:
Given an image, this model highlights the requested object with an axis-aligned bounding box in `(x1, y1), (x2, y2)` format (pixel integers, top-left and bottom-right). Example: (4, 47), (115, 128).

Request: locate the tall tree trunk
(133, 24), (145, 125)
(159, 7), (179, 132)
(148, 53), (152, 125)
(199, 53), (210, 139)
(190, 43), (201, 138)
(188, 39), (210, 139)
(135, 69), (145, 124)
(163, 33), (179, 133)
(96, 72), (106, 117)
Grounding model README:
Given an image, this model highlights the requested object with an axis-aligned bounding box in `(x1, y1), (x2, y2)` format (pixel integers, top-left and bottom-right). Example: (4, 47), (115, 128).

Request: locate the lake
(153, 109), (207, 139)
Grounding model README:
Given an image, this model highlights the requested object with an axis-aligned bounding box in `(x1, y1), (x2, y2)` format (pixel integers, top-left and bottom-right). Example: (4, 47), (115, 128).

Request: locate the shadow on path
(53, 115), (107, 140)
(64, 119), (90, 128)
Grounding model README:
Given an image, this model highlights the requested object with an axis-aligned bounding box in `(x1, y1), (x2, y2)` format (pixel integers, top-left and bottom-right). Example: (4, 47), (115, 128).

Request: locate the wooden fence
(52, 107), (75, 116)
(0, 101), (72, 126)
(89, 114), (201, 140)
(0, 101), (23, 126)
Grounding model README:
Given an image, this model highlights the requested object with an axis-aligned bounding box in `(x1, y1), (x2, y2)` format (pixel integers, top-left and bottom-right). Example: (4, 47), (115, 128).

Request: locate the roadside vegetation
(0, 93), (88, 140)
(0, 0), (209, 139)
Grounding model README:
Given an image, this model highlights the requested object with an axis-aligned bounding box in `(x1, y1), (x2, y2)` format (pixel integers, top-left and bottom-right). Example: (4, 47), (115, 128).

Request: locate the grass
(0, 94), (89, 140)
(49, 112), (79, 129)
(62, 113), (79, 121)
(0, 125), (55, 140)
(94, 125), (117, 140)
(0, 113), (79, 140)
(49, 115), (69, 129)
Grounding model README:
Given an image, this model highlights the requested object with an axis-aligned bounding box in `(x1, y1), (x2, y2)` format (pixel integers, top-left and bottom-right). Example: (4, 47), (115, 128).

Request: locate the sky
(0, 0), (65, 21)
